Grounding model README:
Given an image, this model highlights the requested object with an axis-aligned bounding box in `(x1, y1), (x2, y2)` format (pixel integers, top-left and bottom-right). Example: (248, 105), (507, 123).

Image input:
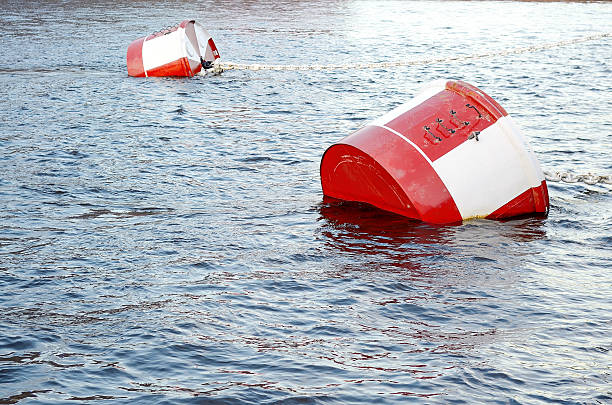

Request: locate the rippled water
(1, 0), (611, 403)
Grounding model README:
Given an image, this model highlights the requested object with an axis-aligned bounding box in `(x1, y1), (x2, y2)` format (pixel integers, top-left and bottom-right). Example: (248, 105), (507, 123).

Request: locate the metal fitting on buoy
(320, 79), (550, 224)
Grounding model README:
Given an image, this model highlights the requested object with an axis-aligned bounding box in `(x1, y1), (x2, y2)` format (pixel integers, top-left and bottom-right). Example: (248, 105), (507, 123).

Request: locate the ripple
(0, 1), (610, 404)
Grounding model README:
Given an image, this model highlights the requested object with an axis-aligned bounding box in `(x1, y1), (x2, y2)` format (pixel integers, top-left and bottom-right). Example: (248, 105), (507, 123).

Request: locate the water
(1, 0), (611, 403)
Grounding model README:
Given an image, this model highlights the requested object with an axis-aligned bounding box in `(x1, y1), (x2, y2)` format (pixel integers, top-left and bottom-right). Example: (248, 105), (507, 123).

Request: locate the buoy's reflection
(317, 197), (547, 278)
(317, 197), (454, 277)
(318, 197), (453, 244)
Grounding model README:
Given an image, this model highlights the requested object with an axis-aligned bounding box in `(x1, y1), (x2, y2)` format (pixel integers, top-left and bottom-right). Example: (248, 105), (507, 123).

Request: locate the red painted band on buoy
(446, 80), (508, 119)
(126, 37), (146, 77)
(208, 38), (219, 59)
(486, 180), (549, 220)
(143, 57), (193, 77)
(321, 125), (462, 224)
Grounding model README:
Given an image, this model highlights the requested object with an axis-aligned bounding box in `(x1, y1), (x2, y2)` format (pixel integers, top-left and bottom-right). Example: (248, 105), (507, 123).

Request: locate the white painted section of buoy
(141, 29), (185, 73)
(432, 116), (544, 219)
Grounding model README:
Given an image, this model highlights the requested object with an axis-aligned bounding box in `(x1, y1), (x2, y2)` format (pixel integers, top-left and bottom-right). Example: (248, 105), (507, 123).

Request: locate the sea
(1, 0), (611, 403)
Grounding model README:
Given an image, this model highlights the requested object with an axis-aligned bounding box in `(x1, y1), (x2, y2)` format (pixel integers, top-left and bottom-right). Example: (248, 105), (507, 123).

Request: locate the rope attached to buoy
(208, 32), (610, 73)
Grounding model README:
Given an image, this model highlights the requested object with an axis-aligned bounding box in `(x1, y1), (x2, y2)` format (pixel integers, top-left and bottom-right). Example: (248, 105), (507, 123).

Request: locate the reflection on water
(317, 198), (547, 278)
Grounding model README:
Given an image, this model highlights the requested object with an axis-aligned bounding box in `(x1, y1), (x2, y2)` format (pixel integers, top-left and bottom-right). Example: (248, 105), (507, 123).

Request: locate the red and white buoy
(127, 20), (220, 77)
(320, 79), (549, 224)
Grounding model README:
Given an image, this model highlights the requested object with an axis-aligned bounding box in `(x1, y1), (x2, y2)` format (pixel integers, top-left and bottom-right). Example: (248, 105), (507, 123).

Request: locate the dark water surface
(1, 1), (611, 403)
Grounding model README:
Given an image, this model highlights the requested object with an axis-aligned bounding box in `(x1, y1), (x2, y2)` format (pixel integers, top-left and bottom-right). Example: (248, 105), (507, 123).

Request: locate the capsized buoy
(320, 79), (549, 224)
(127, 20), (220, 77)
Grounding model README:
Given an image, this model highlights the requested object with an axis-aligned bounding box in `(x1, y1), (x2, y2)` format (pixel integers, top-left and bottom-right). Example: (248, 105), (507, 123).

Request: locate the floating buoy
(320, 79), (549, 224)
(127, 20), (220, 77)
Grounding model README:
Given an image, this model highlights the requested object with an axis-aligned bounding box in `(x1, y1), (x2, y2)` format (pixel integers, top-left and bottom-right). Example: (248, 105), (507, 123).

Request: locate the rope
(544, 171), (612, 185)
(211, 32), (610, 73)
